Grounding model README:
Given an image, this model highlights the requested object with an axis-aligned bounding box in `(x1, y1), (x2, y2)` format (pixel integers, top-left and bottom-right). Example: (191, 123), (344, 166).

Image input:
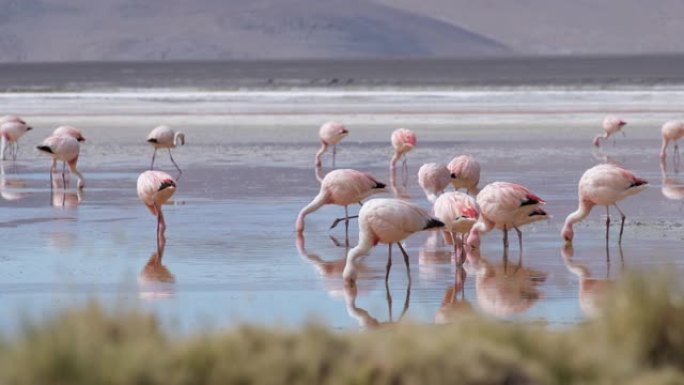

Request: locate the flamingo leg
(12, 142), (18, 161)
(398, 280), (411, 321)
(329, 205), (359, 229)
(385, 277), (393, 322)
(62, 161), (67, 189)
(151, 148), (157, 170)
(605, 206), (611, 244)
(514, 226), (523, 254)
(385, 244), (392, 282)
(613, 203), (626, 244)
(156, 206), (166, 242)
(332, 144), (337, 168)
(502, 225), (509, 250)
(396, 242), (412, 283)
(168, 149), (182, 174)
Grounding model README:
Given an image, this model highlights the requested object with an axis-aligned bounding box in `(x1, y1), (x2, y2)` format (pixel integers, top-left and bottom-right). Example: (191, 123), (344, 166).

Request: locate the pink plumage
(37, 134), (84, 189)
(468, 182), (548, 250)
(417, 163), (451, 203)
(295, 168), (386, 232)
(53, 125), (86, 142)
(342, 198), (444, 283)
(147, 125), (185, 173)
(659, 120), (684, 160)
(315, 121), (349, 167)
(390, 128), (416, 170)
(0, 115), (32, 160)
(447, 155), (481, 195)
(593, 115), (627, 147)
(137, 170), (177, 240)
(561, 163), (647, 245)
(433, 191), (480, 262)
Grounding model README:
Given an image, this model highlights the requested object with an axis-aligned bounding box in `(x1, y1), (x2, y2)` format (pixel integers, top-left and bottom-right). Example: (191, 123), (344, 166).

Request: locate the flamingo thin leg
(613, 203), (626, 244)
(385, 244), (392, 282)
(396, 242), (412, 283)
(168, 149), (182, 174)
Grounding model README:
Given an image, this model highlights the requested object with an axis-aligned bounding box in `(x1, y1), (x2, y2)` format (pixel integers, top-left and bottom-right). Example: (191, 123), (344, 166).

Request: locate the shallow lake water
(1, 89), (683, 333)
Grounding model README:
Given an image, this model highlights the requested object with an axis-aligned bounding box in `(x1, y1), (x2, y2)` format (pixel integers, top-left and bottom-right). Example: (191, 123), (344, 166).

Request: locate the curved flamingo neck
(295, 192), (327, 232)
(389, 151), (401, 169)
(315, 141), (328, 166)
(562, 201), (593, 240)
(173, 132), (185, 147)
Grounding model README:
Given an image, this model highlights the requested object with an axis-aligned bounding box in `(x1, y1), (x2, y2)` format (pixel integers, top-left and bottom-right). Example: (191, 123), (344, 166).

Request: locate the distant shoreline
(2, 55), (684, 91)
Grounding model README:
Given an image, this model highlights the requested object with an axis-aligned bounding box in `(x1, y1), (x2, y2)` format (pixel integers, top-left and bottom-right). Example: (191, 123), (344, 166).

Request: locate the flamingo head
(159, 179), (176, 191)
(561, 224), (574, 246)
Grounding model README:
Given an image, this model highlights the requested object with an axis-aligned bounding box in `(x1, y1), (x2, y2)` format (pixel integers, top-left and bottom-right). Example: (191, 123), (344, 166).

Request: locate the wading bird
(0, 115), (32, 161)
(433, 191), (480, 263)
(342, 198), (444, 284)
(390, 128), (416, 175)
(315, 121), (349, 168)
(417, 163), (451, 203)
(296, 169), (386, 233)
(468, 182), (548, 252)
(593, 115), (627, 147)
(659, 120), (684, 165)
(37, 134), (84, 189)
(447, 155), (481, 195)
(53, 125), (86, 142)
(561, 163), (647, 246)
(137, 170), (177, 242)
(147, 125), (185, 173)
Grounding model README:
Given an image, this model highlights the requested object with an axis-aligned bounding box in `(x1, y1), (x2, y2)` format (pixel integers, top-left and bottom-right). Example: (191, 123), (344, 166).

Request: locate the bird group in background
(299, 114), (661, 285)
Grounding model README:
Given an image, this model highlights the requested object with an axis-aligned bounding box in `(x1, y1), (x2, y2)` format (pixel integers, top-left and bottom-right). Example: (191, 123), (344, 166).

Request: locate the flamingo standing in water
(468, 182), (548, 252)
(147, 125), (185, 173)
(296, 169), (386, 233)
(315, 121), (349, 168)
(561, 163), (647, 246)
(0, 115), (32, 161)
(390, 128), (416, 177)
(659, 120), (684, 166)
(53, 125), (86, 142)
(447, 155), (481, 195)
(37, 134), (85, 190)
(137, 170), (177, 242)
(433, 191), (480, 263)
(342, 198), (444, 284)
(417, 163), (451, 203)
(593, 115), (627, 147)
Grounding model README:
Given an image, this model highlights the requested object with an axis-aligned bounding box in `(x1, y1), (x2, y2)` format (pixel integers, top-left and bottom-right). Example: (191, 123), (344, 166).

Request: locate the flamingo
(433, 191), (480, 263)
(390, 128), (416, 176)
(315, 121), (349, 168)
(53, 125), (86, 142)
(447, 155), (481, 195)
(659, 120), (684, 166)
(467, 182), (548, 252)
(137, 170), (177, 242)
(561, 163), (647, 246)
(147, 125), (185, 173)
(0, 115), (32, 161)
(342, 198), (444, 284)
(36, 134), (84, 189)
(593, 115), (627, 147)
(295, 168), (386, 233)
(417, 163), (451, 203)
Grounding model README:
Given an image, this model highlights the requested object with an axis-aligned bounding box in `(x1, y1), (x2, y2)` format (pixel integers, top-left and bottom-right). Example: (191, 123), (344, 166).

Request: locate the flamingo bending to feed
(593, 115), (627, 147)
(417, 163), (451, 203)
(390, 128), (416, 175)
(147, 125), (185, 173)
(53, 125), (86, 142)
(447, 155), (481, 195)
(315, 121), (349, 168)
(433, 191), (480, 263)
(137, 170), (177, 241)
(561, 163), (647, 246)
(342, 198), (444, 284)
(468, 182), (548, 252)
(659, 120), (684, 164)
(37, 134), (84, 189)
(296, 169), (386, 233)
(0, 115), (32, 161)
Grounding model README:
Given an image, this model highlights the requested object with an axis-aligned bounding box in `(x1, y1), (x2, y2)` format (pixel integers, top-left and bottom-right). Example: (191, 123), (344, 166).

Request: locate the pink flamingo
(390, 128), (416, 176)
(447, 155), (481, 195)
(0, 115), (32, 161)
(659, 120), (684, 166)
(147, 125), (185, 173)
(561, 163), (647, 246)
(137, 170), (177, 242)
(315, 121), (349, 168)
(53, 125), (86, 142)
(433, 191), (480, 263)
(417, 163), (451, 203)
(342, 198), (444, 284)
(296, 169), (386, 233)
(593, 115), (627, 147)
(468, 182), (548, 252)
(37, 134), (85, 189)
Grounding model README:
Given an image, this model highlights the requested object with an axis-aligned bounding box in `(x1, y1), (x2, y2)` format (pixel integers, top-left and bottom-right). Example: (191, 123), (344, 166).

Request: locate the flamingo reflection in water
(343, 281), (410, 330)
(51, 177), (82, 207)
(0, 162), (28, 201)
(434, 265), (475, 324)
(561, 245), (618, 319)
(465, 248), (547, 318)
(139, 235), (175, 300)
(660, 158), (684, 203)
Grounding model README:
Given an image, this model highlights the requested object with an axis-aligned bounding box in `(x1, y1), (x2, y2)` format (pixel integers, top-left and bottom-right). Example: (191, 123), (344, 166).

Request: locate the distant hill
(0, 0), (508, 62)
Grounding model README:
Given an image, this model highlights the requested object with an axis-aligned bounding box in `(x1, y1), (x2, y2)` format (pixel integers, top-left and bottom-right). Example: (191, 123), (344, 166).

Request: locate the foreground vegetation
(1, 274), (683, 385)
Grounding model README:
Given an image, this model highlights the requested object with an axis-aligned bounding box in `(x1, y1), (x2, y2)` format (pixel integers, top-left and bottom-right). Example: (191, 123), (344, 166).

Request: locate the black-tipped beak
(424, 218), (444, 230)
(374, 182), (386, 189)
(159, 180), (176, 191)
(450, 173), (457, 179)
(341, 129), (349, 135)
(26, 126), (32, 131)
(78, 137), (85, 142)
